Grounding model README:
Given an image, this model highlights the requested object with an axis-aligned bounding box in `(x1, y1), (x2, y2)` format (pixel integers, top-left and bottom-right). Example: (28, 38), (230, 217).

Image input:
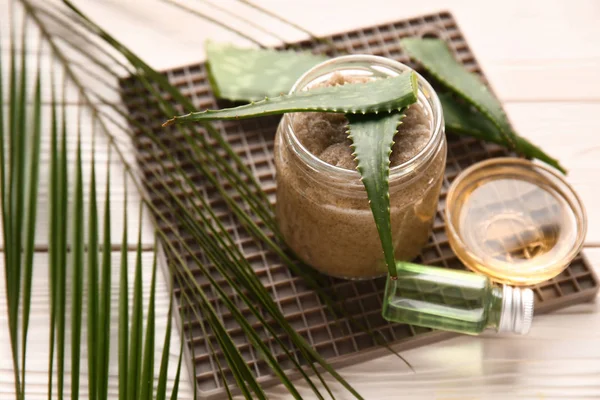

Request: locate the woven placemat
(120, 11), (599, 399)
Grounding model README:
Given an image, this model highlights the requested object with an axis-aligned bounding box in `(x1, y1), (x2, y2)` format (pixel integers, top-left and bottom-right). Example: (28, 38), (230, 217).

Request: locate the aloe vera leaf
(164, 72), (418, 125)
(206, 41), (328, 101)
(346, 111), (406, 278)
(440, 93), (566, 173)
(401, 38), (520, 151)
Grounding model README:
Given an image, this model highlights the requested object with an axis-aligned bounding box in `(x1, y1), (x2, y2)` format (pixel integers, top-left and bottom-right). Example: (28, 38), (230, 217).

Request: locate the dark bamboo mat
(120, 11), (599, 399)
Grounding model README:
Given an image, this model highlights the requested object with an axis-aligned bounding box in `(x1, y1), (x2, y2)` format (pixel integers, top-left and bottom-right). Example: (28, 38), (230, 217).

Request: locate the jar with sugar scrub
(274, 55), (446, 279)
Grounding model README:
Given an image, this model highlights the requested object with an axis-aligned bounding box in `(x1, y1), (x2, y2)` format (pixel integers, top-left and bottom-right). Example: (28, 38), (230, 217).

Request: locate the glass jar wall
(274, 55), (446, 279)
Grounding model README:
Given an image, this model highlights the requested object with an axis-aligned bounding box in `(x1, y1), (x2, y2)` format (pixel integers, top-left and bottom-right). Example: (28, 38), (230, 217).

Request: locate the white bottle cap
(498, 285), (534, 335)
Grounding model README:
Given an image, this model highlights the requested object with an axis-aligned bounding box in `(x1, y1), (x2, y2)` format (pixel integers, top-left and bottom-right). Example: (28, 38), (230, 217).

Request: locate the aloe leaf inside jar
(274, 61), (447, 280)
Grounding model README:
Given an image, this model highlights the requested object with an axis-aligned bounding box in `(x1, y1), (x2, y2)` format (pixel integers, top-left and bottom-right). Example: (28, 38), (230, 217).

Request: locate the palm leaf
(70, 116), (85, 400)
(3, 2), (188, 400)
(5, 17), (23, 397)
(127, 212), (145, 400)
(0, 1), (439, 399)
(156, 289), (175, 400)
(176, 274), (232, 398)
(57, 2), (396, 397)
(0, 40), (6, 370)
(21, 48), (42, 399)
(56, 88), (70, 400)
(139, 245), (158, 400)
(170, 334), (185, 400)
(61, 1), (279, 237)
(87, 144), (100, 400)
(96, 152), (112, 400)
(149, 164), (357, 398)
(1, 15), (44, 398)
(118, 175), (129, 400)
(47, 69), (60, 400)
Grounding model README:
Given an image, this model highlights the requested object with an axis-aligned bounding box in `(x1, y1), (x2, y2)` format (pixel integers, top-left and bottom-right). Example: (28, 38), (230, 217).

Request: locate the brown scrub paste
(275, 73), (445, 279)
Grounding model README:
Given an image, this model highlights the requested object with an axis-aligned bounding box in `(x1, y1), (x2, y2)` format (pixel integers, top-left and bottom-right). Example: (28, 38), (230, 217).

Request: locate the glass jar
(274, 55), (446, 279)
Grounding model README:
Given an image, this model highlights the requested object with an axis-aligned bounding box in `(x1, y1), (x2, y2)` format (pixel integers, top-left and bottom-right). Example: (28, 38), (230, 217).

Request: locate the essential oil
(445, 158), (586, 286)
(382, 262), (534, 335)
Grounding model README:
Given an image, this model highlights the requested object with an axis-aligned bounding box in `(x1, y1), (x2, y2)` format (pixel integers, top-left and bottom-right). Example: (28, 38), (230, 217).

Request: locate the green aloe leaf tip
(402, 37), (564, 173)
(163, 71), (418, 126)
(440, 93), (566, 172)
(346, 111), (406, 278)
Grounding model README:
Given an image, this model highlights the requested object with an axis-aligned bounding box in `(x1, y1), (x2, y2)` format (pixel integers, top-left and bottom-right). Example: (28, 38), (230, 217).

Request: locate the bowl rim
(445, 157), (587, 285)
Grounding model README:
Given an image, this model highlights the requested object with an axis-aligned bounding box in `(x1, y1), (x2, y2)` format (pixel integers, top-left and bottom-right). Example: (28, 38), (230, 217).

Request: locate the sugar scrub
(292, 73), (432, 170)
(274, 56), (446, 279)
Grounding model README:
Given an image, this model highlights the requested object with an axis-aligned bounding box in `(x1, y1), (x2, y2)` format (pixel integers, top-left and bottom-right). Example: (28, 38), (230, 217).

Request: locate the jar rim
(284, 54), (444, 181)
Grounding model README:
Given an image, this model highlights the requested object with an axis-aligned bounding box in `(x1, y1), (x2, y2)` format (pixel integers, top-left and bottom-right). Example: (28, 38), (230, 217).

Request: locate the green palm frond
(0, 1), (424, 399)
(97, 150), (112, 400)
(86, 144), (100, 400)
(3, 2), (185, 399)
(1, 14), (43, 399)
(128, 213), (146, 400)
(71, 116), (85, 400)
(60, 1), (367, 397)
(118, 183), (129, 400)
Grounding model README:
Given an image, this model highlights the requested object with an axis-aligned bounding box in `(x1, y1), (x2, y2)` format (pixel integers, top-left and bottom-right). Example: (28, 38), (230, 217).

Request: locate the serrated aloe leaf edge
(439, 93), (566, 173)
(163, 71), (418, 125)
(400, 38), (519, 145)
(347, 111), (406, 277)
(401, 37), (564, 174)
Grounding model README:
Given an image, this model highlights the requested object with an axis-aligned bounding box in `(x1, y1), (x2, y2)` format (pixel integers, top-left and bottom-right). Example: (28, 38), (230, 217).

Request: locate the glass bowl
(445, 158), (586, 286)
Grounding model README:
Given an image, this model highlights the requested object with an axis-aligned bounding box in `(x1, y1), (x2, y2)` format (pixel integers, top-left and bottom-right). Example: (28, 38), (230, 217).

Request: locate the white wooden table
(2, 0), (600, 398)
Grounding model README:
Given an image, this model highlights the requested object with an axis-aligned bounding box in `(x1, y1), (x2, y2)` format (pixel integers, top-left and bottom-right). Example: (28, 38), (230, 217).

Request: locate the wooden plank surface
(1, 0), (599, 399)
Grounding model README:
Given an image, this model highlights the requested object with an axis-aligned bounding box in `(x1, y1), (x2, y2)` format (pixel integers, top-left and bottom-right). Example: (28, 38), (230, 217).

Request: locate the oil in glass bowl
(445, 158), (586, 286)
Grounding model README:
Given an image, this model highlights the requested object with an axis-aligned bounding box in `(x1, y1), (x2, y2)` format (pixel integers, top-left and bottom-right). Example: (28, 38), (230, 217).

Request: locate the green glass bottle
(382, 262), (534, 335)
